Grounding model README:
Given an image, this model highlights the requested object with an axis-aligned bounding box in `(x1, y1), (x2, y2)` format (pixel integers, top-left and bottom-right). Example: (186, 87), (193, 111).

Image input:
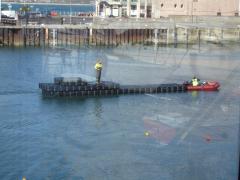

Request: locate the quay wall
(0, 25), (240, 47)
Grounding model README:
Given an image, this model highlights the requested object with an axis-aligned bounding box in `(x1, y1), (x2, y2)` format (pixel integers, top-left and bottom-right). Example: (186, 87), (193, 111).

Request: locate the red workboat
(185, 81), (220, 91)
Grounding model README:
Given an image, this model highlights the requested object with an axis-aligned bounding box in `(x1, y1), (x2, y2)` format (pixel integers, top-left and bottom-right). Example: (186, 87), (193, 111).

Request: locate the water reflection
(0, 43), (239, 179)
(93, 98), (103, 128)
(42, 47), (111, 81)
(143, 117), (176, 145)
(191, 91), (199, 98)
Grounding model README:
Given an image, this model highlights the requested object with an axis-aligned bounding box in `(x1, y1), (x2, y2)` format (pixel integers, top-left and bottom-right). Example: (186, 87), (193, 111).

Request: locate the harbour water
(0, 43), (239, 179)
(1, 3), (94, 14)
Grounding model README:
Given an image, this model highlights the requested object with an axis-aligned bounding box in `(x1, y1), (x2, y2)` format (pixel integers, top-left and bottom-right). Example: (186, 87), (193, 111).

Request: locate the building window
(217, 12), (221, 16)
(161, 3), (164, 8)
(174, 4), (177, 8)
(181, 4), (183, 8)
(131, 5), (137, 10)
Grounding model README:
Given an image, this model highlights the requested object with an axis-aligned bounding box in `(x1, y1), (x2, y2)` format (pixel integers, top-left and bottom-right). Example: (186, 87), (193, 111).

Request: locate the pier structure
(1, 17), (240, 47)
(39, 77), (186, 97)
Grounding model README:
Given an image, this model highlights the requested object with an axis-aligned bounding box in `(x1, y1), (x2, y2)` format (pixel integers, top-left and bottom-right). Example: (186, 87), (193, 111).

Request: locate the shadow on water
(40, 94), (119, 102)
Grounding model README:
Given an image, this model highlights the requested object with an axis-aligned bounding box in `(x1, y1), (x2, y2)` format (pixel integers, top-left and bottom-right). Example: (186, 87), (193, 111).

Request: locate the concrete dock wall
(0, 25), (240, 47)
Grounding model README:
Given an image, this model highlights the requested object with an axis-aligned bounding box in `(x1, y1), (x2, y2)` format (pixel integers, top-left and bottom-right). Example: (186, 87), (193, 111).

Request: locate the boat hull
(186, 81), (220, 91)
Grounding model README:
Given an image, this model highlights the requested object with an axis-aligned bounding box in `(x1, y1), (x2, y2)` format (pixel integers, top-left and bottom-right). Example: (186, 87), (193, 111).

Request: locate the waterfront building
(96, 0), (240, 18)
(152, 0), (239, 17)
(95, 0), (152, 18)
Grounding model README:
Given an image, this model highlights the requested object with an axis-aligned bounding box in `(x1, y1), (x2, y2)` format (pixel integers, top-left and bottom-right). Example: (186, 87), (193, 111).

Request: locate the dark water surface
(0, 44), (239, 180)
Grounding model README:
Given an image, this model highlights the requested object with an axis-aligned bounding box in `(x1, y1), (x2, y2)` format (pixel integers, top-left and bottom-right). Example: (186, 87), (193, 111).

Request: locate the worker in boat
(191, 76), (200, 86)
(95, 60), (103, 84)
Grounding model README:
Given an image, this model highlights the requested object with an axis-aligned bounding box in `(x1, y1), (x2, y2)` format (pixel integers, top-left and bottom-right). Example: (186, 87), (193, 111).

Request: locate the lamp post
(0, 0), (2, 23)
(8, 3), (12, 11)
(70, 0), (72, 24)
(191, 0), (193, 23)
(192, 0), (198, 23)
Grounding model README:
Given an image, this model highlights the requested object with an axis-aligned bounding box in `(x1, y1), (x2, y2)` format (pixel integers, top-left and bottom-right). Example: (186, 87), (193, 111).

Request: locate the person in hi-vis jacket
(95, 60), (103, 84)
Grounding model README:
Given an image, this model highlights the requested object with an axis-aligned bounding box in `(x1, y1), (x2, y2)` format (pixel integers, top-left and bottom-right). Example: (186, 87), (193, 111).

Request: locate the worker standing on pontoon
(95, 60), (103, 84)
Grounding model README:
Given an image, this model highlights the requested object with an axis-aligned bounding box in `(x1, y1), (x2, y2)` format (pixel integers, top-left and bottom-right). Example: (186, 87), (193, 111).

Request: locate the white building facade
(95, 0), (152, 18)
(96, 0), (240, 18)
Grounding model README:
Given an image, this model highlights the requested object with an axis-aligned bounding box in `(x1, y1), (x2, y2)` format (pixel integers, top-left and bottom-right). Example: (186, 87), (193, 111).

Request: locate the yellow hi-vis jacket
(95, 62), (102, 70)
(192, 78), (199, 86)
